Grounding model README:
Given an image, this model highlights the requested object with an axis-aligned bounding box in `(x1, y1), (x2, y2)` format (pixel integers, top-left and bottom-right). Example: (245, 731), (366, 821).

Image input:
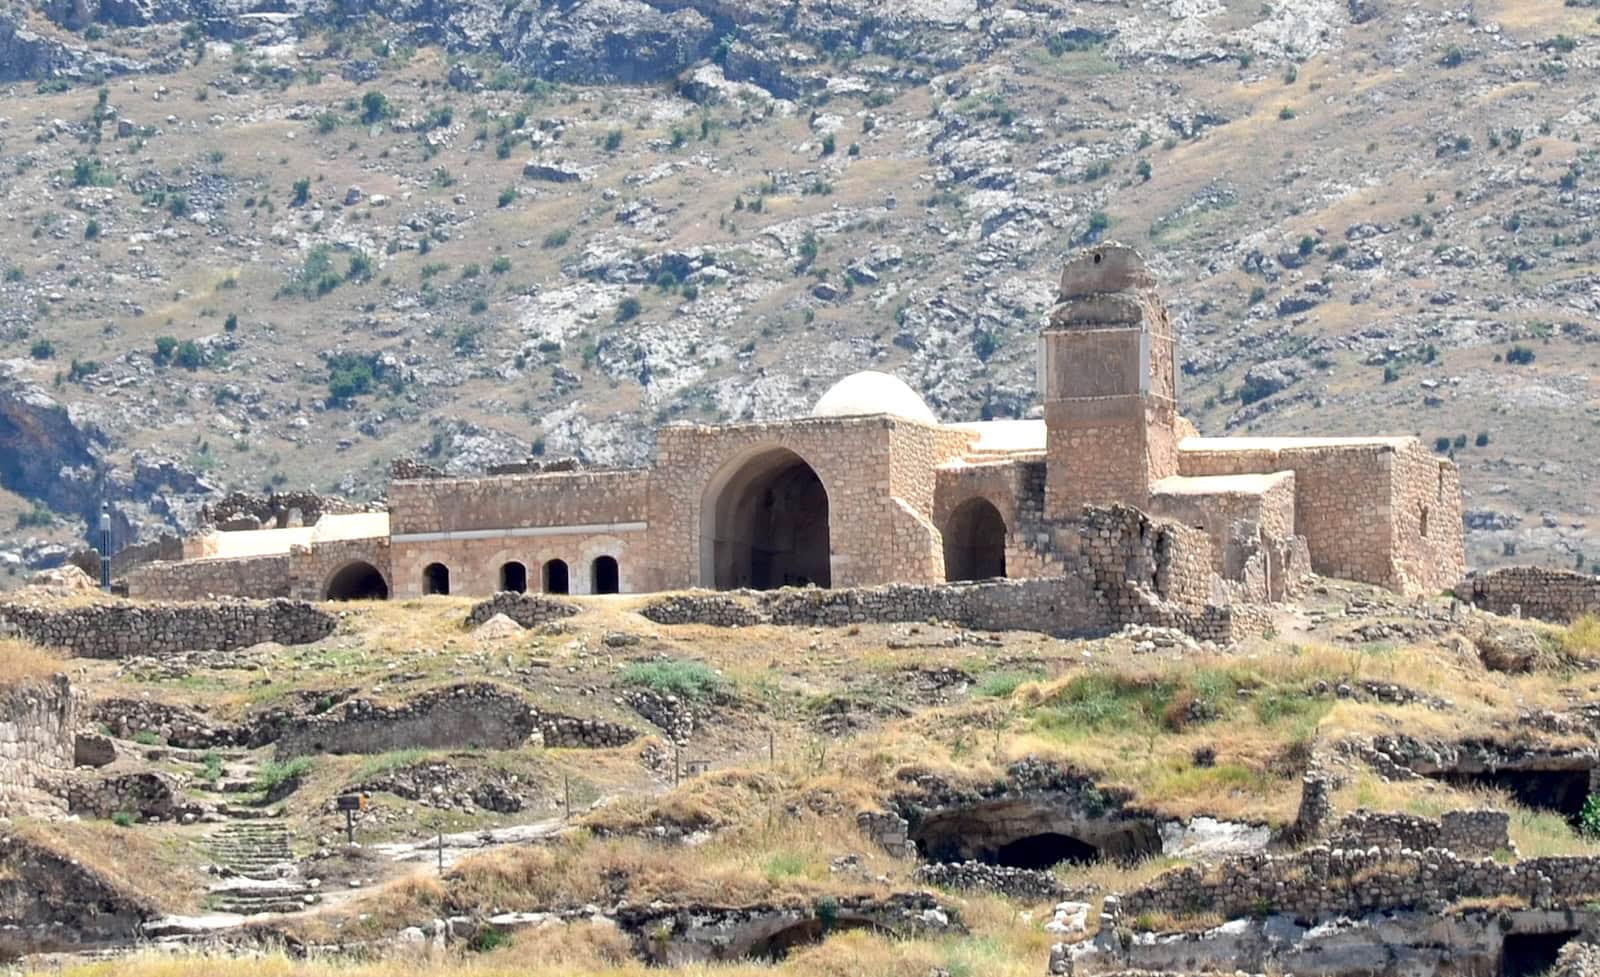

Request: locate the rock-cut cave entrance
(702, 447), (831, 591)
(744, 918), (881, 962)
(323, 561), (389, 601)
(910, 799), (1161, 870)
(1437, 768), (1591, 823)
(1501, 930), (1579, 977)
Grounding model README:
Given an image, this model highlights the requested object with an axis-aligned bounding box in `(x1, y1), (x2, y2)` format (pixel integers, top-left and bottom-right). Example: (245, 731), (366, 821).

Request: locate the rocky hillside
(0, 0), (1595, 577)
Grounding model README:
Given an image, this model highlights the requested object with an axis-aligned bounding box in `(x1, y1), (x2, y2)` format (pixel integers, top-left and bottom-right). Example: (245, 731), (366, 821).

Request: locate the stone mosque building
(127, 245), (1466, 607)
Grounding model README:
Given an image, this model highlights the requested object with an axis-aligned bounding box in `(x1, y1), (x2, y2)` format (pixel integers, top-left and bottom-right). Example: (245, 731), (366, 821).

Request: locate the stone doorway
(499, 561), (527, 594)
(324, 561), (389, 601)
(592, 556), (619, 594)
(543, 559), (569, 595)
(1501, 931), (1578, 977)
(703, 447), (831, 590)
(943, 497), (1007, 581)
(422, 562), (450, 596)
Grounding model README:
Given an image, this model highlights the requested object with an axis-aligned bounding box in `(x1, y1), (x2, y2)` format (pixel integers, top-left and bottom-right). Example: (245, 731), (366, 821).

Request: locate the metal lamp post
(99, 502), (112, 592)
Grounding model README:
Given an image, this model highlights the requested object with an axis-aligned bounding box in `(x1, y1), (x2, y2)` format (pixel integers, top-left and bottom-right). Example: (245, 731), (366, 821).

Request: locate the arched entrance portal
(703, 447), (831, 591)
(422, 562), (450, 596)
(499, 561), (527, 594)
(324, 561), (389, 601)
(943, 497), (1007, 581)
(591, 556), (619, 595)
(543, 559), (569, 594)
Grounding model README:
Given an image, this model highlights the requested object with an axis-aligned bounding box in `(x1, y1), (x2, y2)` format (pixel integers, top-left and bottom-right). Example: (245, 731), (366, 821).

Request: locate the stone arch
(323, 561), (390, 601)
(542, 559), (570, 594)
(943, 496), (1008, 581)
(700, 444), (832, 590)
(422, 562), (451, 596)
(591, 555), (619, 595)
(499, 561), (528, 593)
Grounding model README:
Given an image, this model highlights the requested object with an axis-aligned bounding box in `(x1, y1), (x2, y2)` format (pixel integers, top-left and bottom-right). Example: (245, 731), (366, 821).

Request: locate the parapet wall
(126, 553), (292, 600)
(0, 599), (335, 658)
(0, 674), (77, 818)
(1468, 567), (1600, 624)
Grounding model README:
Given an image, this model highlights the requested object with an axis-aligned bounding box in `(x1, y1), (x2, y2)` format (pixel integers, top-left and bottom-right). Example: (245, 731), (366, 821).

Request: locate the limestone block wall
(1389, 438), (1466, 595)
(464, 593), (580, 628)
(288, 537), (391, 601)
(0, 599), (335, 658)
(388, 470), (649, 535)
(647, 416), (936, 592)
(1149, 473), (1296, 577)
(1177, 438), (1464, 596)
(932, 461), (1029, 541)
(391, 530), (640, 598)
(1468, 567), (1600, 623)
(0, 674), (77, 818)
(127, 554), (292, 600)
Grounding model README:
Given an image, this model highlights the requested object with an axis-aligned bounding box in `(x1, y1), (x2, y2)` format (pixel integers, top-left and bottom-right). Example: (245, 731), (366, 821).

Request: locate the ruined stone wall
(647, 416), (926, 591)
(1149, 473), (1296, 577)
(1178, 439), (1458, 595)
(273, 683), (637, 758)
(639, 571), (1267, 644)
(1328, 809), (1510, 857)
(1468, 567), (1600, 624)
(464, 592), (581, 629)
(0, 599), (334, 658)
(126, 553), (292, 600)
(1120, 843), (1600, 920)
(0, 674), (76, 818)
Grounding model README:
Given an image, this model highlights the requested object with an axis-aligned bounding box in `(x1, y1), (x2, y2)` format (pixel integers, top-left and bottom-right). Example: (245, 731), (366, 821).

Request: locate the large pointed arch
(699, 445), (832, 590)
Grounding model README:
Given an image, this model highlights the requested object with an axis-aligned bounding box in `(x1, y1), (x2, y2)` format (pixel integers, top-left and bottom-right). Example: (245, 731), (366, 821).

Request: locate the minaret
(1040, 244), (1178, 520)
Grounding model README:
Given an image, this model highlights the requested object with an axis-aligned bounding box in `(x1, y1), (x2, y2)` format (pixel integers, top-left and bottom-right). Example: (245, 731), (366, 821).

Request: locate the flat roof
(205, 512), (390, 559)
(1180, 435), (1413, 451)
(948, 419), (1047, 454)
(1152, 472), (1294, 497)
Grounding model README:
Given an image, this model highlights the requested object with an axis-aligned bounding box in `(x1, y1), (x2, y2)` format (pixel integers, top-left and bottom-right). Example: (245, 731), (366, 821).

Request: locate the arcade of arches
(705, 448), (832, 591)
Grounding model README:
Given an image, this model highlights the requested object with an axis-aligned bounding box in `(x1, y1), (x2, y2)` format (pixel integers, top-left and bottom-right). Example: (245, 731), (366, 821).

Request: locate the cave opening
(744, 918), (879, 962)
(988, 832), (1100, 870)
(1501, 930), (1578, 977)
(1439, 768), (1591, 822)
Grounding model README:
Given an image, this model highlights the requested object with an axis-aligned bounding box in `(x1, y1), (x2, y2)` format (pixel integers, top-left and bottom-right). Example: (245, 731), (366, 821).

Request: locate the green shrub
(111, 811), (136, 828)
(1581, 794), (1600, 837)
(29, 339), (54, 360)
(1278, 106), (1295, 120)
(360, 90), (392, 124)
(498, 186), (517, 208)
(542, 227), (571, 249)
(84, 219), (100, 240)
(976, 670), (1043, 698)
(1475, 431), (1490, 447)
(326, 352), (378, 403)
(291, 177), (311, 206)
(1506, 345), (1536, 365)
(71, 156), (116, 188)
(15, 504), (54, 529)
(604, 129), (623, 152)
(254, 757), (315, 794)
(174, 340), (203, 370)
(132, 730), (163, 746)
(619, 659), (725, 700)
(490, 256), (512, 275)
(615, 296), (641, 323)
(154, 335), (178, 364)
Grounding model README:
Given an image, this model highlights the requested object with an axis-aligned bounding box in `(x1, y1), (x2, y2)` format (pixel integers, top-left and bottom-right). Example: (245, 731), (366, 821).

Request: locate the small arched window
(422, 562), (450, 596)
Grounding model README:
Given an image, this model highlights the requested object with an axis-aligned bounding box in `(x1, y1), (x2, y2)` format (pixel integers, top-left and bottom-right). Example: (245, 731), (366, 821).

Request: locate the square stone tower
(1041, 244), (1178, 520)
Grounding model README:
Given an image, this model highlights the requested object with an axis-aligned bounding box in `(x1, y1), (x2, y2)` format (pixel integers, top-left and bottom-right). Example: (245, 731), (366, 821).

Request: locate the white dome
(811, 371), (938, 425)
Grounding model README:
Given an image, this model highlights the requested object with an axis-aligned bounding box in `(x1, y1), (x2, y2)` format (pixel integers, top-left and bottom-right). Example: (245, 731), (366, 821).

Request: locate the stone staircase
(201, 808), (322, 916)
